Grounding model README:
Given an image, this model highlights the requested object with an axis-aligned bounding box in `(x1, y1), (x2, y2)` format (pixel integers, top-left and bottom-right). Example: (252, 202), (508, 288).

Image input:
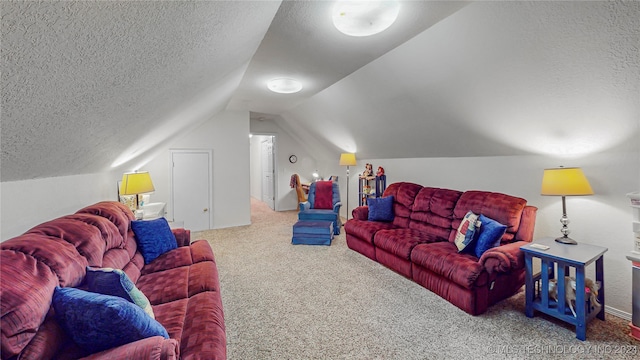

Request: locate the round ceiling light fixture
(332, 0), (400, 37)
(267, 78), (303, 94)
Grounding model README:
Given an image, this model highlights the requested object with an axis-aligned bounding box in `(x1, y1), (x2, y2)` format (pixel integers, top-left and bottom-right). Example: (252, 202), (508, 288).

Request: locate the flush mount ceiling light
(267, 78), (303, 94)
(332, 0), (400, 37)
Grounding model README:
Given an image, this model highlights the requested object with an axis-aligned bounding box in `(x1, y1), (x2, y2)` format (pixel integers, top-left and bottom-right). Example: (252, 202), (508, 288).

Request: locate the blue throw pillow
(86, 267), (155, 319)
(131, 218), (177, 264)
(52, 287), (168, 354)
(368, 196), (394, 222)
(474, 214), (508, 258)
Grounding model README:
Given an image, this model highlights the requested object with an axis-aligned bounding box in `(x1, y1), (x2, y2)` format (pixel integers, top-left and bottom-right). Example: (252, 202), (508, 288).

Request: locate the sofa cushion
(142, 239), (215, 275)
(368, 196), (394, 222)
(344, 219), (397, 244)
(52, 287), (169, 354)
(374, 228), (443, 260)
(76, 201), (135, 242)
(410, 242), (487, 289)
(0, 249), (60, 358)
(454, 211), (480, 253)
(137, 261), (219, 305)
(450, 191), (527, 244)
(86, 267), (155, 319)
(382, 182), (423, 228)
(474, 214), (507, 258)
(131, 218), (177, 264)
(409, 187), (462, 240)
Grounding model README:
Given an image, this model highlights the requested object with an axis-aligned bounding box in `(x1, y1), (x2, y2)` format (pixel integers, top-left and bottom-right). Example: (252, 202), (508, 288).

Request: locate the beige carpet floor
(194, 198), (639, 359)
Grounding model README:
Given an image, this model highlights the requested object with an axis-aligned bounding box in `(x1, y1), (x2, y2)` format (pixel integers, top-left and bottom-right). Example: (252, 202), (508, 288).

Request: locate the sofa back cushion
(449, 191), (527, 245)
(409, 187), (463, 241)
(382, 182), (422, 228)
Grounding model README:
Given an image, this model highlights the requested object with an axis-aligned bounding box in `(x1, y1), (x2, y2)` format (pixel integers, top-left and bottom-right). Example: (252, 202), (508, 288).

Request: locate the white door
(171, 150), (212, 231)
(261, 137), (275, 210)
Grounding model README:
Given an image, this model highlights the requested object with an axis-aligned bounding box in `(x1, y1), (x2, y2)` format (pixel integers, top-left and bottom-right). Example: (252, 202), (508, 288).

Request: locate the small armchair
(299, 181), (342, 235)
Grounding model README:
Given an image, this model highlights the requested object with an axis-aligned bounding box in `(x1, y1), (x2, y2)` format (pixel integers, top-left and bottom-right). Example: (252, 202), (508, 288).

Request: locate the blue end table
(521, 237), (607, 341)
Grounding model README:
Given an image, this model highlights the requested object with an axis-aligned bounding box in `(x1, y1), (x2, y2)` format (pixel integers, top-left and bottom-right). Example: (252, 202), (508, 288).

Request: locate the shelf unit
(358, 175), (386, 206)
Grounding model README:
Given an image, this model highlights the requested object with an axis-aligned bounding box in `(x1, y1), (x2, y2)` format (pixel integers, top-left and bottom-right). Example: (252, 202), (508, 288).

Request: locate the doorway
(170, 149), (213, 231)
(249, 134), (277, 211)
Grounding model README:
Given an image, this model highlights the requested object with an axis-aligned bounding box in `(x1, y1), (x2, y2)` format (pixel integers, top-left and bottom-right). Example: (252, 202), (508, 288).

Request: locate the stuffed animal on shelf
(376, 166), (385, 177)
(548, 276), (601, 317)
(360, 163), (375, 180)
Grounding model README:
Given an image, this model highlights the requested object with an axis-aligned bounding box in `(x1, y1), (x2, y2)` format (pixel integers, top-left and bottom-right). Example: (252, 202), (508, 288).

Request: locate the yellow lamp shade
(541, 167), (594, 196)
(120, 171), (155, 195)
(339, 153), (357, 166)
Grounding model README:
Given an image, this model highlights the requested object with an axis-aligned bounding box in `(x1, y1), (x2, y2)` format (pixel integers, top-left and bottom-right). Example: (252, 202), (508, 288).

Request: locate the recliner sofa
(1, 201), (226, 359)
(345, 182), (537, 315)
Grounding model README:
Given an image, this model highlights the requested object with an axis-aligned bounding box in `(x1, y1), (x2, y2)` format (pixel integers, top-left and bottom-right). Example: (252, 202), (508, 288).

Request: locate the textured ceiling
(1, 0), (281, 181)
(2, 1), (638, 182)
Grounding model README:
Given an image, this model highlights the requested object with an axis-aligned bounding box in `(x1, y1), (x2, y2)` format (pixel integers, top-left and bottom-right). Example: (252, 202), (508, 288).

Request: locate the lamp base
(555, 236), (577, 245)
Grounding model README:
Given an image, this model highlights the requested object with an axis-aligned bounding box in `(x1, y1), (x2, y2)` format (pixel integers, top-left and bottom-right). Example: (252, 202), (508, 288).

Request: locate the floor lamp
(339, 153), (357, 221)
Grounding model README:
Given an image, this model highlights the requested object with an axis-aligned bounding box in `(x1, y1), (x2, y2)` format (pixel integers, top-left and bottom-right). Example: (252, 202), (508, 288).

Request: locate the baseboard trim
(606, 305), (631, 321)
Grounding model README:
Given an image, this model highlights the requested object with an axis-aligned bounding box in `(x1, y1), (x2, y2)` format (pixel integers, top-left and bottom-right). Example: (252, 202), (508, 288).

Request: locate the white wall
(143, 110), (251, 229)
(352, 146), (638, 317)
(1, 172), (117, 241)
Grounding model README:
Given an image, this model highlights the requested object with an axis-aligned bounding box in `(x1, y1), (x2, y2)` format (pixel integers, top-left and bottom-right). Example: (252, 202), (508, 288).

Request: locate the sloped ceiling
(2, 1), (639, 182)
(1, 0), (281, 181)
(280, 0), (640, 161)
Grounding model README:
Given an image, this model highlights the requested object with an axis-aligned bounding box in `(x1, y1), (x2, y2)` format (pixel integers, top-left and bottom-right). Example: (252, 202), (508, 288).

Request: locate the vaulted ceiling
(2, 1), (638, 182)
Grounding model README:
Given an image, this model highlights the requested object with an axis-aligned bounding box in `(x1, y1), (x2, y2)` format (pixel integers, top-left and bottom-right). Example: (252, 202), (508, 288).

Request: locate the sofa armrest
(352, 206), (369, 221)
(479, 241), (528, 274)
(172, 228), (191, 247)
(80, 337), (179, 360)
(299, 201), (311, 212)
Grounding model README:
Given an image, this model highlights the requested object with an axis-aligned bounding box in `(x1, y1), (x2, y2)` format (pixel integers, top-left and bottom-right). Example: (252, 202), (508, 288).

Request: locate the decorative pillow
(474, 214), (508, 258)
(52, 287), (169, 354)
(454, 211), (480, 252)
(368, 196), (395, 222)
(131, 218), (177, 264)
(86, 267), (155, 319)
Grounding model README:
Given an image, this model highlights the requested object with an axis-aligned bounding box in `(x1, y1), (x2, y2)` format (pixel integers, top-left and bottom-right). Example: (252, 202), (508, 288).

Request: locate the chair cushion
(314, 181), (334, 209)
(298, 209), (338, 221)
(131, 218), (177, 264)
(52, 287), (168, 354)
(368, 196), (394, 222)
(411, 242), (486, 289)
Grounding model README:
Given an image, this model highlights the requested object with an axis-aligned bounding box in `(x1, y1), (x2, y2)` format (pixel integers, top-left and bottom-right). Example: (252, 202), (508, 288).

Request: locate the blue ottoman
(292, 220), (334, 246)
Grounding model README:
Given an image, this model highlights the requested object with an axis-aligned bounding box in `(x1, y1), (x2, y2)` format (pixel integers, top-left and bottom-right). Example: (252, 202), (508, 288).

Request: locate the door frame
(251, 133), (278, 211)
(168, 149), (214, 228)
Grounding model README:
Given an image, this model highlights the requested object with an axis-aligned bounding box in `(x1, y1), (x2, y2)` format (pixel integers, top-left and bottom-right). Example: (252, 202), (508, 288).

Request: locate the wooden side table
(521, 237), (607, 341)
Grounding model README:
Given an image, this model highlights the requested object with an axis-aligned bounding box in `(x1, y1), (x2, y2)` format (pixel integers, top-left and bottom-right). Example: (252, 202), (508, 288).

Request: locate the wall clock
(289, 155), (297, 163)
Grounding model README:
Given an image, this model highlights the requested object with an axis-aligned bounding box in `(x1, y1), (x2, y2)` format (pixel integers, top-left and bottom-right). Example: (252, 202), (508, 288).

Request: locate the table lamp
(120, 171), (155, 218)
(339, 153), (357, 220)
(541, 167), (594, 244)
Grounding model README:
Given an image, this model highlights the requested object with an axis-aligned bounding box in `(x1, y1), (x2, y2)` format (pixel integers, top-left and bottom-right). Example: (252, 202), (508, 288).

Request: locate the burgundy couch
(345, 182), (537, 315)
(1, 201), (225, 359)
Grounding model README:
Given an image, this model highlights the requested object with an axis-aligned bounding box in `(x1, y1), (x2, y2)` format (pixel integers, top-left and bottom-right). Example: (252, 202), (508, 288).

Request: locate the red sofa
(1, 201), (225, 359)
(345, 182), (537, 315)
